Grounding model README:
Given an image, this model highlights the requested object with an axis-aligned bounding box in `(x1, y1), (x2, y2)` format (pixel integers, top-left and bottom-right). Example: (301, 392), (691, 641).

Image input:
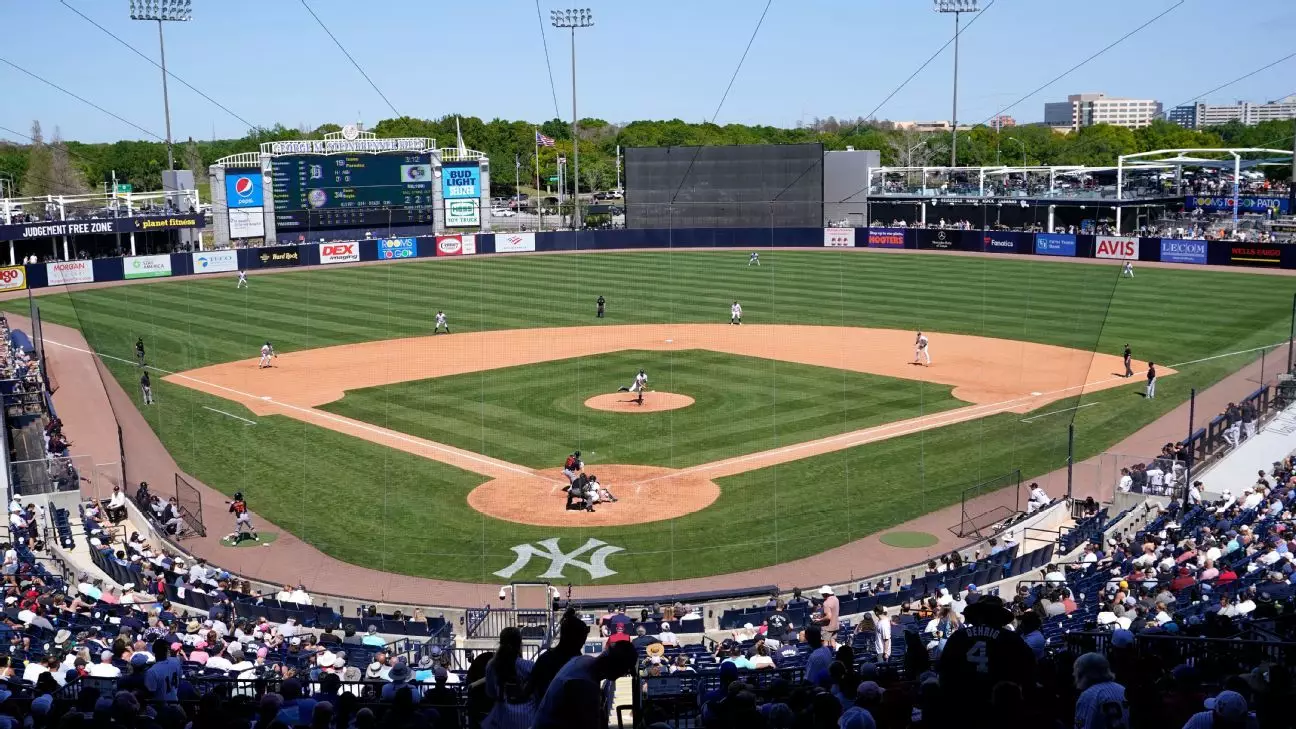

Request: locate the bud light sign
(224, 170), (264, 208)
(442, 163), (481, 199)
(1159, 239), (1207, 265)
(379, 237), (418, 259)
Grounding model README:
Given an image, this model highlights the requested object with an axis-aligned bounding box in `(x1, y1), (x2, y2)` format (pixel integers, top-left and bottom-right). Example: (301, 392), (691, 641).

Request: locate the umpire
(1123, 344), (1133, 378)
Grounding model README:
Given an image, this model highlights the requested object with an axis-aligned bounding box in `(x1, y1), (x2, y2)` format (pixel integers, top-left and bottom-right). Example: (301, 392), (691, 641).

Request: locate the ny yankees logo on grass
(495, 538), (625, 580)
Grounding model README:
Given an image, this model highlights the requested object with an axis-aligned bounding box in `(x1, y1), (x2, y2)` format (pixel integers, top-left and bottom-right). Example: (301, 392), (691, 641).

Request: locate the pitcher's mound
(585, 392), (695, 413)
(467, 465), (719, 526)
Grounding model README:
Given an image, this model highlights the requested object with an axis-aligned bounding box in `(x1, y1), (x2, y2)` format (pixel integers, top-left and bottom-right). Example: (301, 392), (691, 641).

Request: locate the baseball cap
(1110, 629), (1135, 648)
(1205, 691), (1249, 721)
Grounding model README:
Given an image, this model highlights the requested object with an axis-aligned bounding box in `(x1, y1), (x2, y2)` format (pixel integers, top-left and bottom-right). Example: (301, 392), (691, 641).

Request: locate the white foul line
(202, 406), (258, 425)
(1019, 402), (1100, 423)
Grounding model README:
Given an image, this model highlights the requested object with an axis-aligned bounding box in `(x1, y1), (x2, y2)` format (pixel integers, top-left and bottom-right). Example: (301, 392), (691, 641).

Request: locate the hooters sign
(318, 242), (359, 264)
(1095, 236), (1139, 260)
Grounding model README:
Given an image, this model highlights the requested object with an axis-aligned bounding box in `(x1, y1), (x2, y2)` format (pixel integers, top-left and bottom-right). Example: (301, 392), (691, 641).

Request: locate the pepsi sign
(224, 170), (264, 208)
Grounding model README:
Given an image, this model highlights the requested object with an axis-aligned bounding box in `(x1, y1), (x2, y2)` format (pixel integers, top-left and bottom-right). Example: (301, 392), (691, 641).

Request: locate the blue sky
(3, 0), (1294, 143)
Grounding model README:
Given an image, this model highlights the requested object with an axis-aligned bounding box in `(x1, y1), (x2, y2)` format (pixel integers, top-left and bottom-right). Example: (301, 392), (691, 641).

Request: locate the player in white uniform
(730, 301), (743, 325)
(748, 252), (760, 266)
(618, 369), (649, 404)
(1121, 261), (1134, 277)
(236, 271), (248, 288)
(258, 342), (276, 369)
(913, 331), (931, 366)
(433, 310), (450, 334)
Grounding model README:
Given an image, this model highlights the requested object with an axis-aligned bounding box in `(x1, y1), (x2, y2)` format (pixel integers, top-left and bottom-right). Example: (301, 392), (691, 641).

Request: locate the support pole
(1066, 423), (1074, 501)
(1185, 387), (1197, 490)
(1289, 291), (1296, 373)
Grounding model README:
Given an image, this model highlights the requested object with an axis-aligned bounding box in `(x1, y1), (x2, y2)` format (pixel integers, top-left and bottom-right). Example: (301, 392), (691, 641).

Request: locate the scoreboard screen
(272, 153), (434, 230)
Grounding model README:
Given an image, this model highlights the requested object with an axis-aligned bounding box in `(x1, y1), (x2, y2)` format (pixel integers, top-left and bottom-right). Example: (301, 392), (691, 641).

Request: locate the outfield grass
(319, 349), (965, 469)
(16, 250), (1295, 584)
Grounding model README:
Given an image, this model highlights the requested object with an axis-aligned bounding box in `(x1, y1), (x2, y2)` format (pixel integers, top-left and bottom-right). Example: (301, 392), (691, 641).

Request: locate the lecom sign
(319, 242), (360, 264)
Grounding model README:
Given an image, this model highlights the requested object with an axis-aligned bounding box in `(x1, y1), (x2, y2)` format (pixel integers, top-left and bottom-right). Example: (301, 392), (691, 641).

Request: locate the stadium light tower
(129, 0), (191, 176)
(551, 8), (594, 229)
(934, 0), (978, 167)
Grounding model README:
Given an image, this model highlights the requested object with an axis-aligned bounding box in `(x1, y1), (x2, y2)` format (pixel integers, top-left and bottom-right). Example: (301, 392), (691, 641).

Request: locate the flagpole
(535, 127), (541, 230)
(515, 154), (521, 225)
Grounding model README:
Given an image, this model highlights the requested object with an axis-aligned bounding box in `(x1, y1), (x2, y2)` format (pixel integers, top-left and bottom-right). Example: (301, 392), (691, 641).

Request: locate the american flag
(536, 131), (556, 147)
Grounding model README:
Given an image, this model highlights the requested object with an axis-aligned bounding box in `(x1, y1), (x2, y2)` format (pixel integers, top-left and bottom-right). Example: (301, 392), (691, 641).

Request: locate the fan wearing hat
(936, 595), (1035, 719)
(813, 585), (841, 634)
(381, 659), (416, 701)
(1182, 690), (1253, 729)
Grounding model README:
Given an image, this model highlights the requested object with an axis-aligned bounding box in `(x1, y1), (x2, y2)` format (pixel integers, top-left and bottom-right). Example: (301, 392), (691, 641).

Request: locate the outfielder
(1122, 261), (1134, 278)
(617, 369), (649, 404)
(913, 331), (931, 366)
(730, 301), (743, 325)
(258, 341), (276, 369)
(433, 310), (450, 334)
(748, 252), (760, 266)
(236, 270), (248, 288)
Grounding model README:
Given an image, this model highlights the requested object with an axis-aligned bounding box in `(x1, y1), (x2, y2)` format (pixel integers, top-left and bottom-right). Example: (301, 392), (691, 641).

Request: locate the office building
(1168, 96), (1296, 129)
(1043, 93), (1162, 131)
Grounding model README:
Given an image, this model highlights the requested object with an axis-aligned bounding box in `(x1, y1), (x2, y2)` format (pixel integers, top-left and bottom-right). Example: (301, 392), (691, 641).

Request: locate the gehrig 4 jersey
(937, 625), (1036, 711)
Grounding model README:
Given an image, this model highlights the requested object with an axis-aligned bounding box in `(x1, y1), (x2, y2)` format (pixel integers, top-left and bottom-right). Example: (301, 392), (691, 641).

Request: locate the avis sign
(494, 538), (624, 580)
(1095, 236), (1139, 260)
(318, 242), (359, 264)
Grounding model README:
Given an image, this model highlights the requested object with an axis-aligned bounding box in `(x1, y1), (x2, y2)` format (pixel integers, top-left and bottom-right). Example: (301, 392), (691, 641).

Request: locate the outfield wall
(8, 228), (1295, 290)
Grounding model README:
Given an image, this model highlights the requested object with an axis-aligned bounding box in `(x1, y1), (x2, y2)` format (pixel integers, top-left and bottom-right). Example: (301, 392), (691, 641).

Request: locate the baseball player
(617, 369), (649, 405)
(1121, 261), (1134, 278)
(258, 341), (276, 369)
(228, 491), (258, 542)
(596, 295), (606, 318)
(748, 252), (760, 266)
(433, 310), (450, 334)
(1146, 362), (1157, 399)
(135, 337), (146, 367)
(140, 371), (153, 405)
(236, 270), (248, 288)
(561, 451), (584, 490)
(730, 301), (743, 325)
(1123, 344), (1133, 378)
(913, 331), (931, 366)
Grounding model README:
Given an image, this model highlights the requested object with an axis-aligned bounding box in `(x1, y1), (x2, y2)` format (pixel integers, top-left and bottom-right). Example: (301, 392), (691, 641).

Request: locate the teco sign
(1095, 236), (1139, 260)
(0, 266), (26, 292)
(318, 242), (360, 264)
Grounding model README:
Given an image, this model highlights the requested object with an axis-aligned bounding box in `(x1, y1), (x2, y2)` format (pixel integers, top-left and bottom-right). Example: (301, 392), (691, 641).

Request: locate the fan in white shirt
(656, 624), (678, 647)
(86, 651), (122, 678)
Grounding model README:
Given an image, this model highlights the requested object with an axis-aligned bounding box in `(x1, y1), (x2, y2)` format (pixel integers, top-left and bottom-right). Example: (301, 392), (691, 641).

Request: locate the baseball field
(16, 250), (1293, 585)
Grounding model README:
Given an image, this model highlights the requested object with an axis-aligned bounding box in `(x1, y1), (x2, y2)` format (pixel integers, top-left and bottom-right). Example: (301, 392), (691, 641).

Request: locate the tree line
(1, 114), (1292, 199)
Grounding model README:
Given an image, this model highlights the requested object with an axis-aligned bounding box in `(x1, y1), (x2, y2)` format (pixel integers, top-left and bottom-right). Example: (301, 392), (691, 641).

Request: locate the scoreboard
(271, 153), (434, 230)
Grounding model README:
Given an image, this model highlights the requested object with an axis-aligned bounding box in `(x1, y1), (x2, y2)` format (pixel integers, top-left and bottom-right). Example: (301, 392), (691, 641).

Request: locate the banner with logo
(1034, 233), (1076, 257)
(916, 228), (976, 251)
(124, 255), (173, 280)
(1186, 195), (1289, 215)
(228, 207), (265, 239)
(867, 228), (907, 248)
(1095, 236), (1139, 260)
(445, 198), (481, 227)
(258, 248), (302, 268)
(441, 163), (482, 199)
(436, 235), (477, 256)
(1158, 239), (1207, 265)
(379, 237), (418, 259)
(496, 232), (536, 253)
(823, 227), (855, 247)
(192, 250), (239, 274)
(0, 214), (205, 240)
(982, 231), (1022, 253)
(224, 170), (265, 208)
(319, 242), (360, 264)
(0, 266), (26, 292)
(46, 260), (94, 285)
(1229, 244), (1281, 267)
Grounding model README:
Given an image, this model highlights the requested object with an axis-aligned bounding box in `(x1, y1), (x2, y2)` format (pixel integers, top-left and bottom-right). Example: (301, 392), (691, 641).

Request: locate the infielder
(140, 371), (153, 406)
(748, 252), (760, 266)
(617, 369), (649, 405)
(236, 270), (248, 288)
(730, 301), (743, 325)
(135, 337), (146, 367)
(913, 331), (931, 366)
(433, 310), (450, 334)
(258, 341), (276, 369)
(1121, 261), (1134, 278)
(1146, 362), (1157, 399)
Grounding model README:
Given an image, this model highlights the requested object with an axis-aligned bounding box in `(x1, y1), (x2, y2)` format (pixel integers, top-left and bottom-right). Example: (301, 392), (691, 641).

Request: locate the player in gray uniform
(433, 311), (450, 334)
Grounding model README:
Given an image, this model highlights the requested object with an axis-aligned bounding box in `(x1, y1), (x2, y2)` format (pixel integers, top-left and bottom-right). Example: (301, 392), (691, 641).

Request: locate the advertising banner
(1229, 244), (1282, 267)
(0, 214), (206, 240)
(258, 248), (302, 268)
(192, 250), (239, 274)
(916, 228), (973, 251)
(378, 237), (418, 259)
(227, 207), (265, 239)
(1095, 236), (1139, 260)
(1158, 239), (1208, 265)
(1186, 195), (1290, 215)
(124, 254), (173, 280)
(436, 235), (477, 256)
(867, 228), (906, 248)
(445, 199), (481, 227)
(1035, 233), (1077, 257)
(318, 242), (360, 264)
(224, 170), (265, 208)
(45, 260), (94, 285)
(982, 231), (1021, 253)
(0, 266), (26, 292)
(442, 163), (482, 199)
(823, 228), (856, 247)
(496, 232), (536, 253)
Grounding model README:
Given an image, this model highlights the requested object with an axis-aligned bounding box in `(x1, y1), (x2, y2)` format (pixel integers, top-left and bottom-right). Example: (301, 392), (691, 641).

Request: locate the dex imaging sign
(319, 242), (360, 264)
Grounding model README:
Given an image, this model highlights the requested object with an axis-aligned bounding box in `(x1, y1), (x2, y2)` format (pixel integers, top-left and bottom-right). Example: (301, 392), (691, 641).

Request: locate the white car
(491, 208), (517, 217)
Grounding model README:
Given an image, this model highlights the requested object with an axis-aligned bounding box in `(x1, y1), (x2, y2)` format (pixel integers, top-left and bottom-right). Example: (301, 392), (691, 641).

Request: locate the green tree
(20, 121), (52, 198)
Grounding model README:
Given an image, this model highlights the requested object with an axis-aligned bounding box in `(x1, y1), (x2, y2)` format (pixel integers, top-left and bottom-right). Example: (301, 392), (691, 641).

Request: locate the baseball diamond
(12, 249), (1294, 588)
